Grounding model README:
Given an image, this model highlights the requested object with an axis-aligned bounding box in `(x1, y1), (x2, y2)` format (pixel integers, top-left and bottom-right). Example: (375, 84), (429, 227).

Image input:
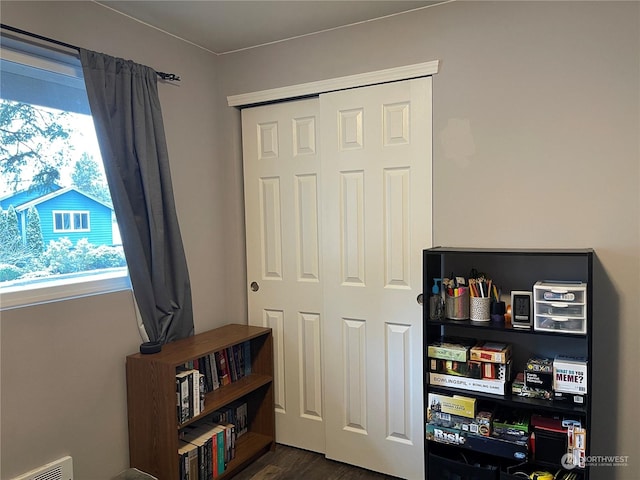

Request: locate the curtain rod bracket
(156, 71), (181, 82)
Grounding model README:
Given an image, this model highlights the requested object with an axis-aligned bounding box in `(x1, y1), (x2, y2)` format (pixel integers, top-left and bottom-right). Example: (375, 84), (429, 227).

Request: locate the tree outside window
(0, 50), (126, 293)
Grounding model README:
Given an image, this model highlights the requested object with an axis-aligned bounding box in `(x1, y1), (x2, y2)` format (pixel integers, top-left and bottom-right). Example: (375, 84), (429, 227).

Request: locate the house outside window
(0, 33), (130, 309)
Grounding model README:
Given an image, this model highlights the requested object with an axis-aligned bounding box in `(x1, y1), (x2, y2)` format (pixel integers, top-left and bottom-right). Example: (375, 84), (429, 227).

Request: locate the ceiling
(96, 1), (442, 55)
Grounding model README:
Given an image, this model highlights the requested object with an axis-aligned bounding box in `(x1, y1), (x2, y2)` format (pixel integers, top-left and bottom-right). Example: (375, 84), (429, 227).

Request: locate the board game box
(470, 342), (512, 364)
(427, 337), (476, 362)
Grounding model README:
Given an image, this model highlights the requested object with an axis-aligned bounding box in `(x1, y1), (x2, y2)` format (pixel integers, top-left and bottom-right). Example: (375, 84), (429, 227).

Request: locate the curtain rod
(1, 23), (181, 82)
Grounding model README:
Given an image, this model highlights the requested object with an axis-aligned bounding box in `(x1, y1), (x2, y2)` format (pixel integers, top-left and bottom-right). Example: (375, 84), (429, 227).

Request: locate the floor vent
(11, 456), (73, 480)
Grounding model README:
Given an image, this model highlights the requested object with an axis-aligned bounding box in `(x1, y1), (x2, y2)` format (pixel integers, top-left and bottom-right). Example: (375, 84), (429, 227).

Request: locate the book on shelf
(234, 344), (244, 380)
(176, 369), (192, 424)
(192, 342), (252, 397)
(209, 353), (220, 390)
(227, 347), (238, 382)
(200, 352), (213, 392)
(235, 401), (248, 437)
(237, 344), (245, 380)
(178, 439), (198, 480)
(243, 341), (252, 376)
(221, 422), (236, 463)
(216, 350), (231, 386)
(190, 370), (201, 418)
(179, 422), (237, 480)
(212, 424), (226, 476)
(211, 401), (247, 438)
(176, 368), (205, 424)
(198, 372), (205, 415)
(194, 352), (221, 394)
(181, 424), (214, 480)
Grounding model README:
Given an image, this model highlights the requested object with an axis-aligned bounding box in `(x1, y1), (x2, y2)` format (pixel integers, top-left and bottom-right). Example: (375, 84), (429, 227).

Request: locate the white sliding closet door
(242, 98), (326, 454)
(320, 77), (431, 480)
(242, 77), (432, 479)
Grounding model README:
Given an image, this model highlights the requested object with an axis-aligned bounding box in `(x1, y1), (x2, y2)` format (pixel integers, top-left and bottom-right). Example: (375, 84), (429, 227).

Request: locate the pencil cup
(470, 296), (491, 322)
(445, 289), (470, 320)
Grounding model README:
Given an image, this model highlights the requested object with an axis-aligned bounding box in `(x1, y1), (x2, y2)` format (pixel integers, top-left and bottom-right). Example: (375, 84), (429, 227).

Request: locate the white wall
(1, 1), (638, 480)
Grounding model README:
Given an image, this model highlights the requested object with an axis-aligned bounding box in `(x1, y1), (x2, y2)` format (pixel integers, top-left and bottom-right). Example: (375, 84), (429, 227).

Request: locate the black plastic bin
(428, 451), (499, 480)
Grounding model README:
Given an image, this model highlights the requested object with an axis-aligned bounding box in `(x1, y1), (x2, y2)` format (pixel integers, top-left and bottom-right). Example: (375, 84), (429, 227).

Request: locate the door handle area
(250, 281), (260, 292)
(416, 293), (423, 305)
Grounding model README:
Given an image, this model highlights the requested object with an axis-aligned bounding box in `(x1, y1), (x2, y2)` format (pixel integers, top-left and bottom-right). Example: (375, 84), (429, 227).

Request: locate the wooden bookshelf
(126, 324), (275, 480)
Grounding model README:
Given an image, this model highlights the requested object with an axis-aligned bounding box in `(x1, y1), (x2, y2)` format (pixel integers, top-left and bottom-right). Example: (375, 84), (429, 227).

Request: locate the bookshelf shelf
(126, 324), (275, 480)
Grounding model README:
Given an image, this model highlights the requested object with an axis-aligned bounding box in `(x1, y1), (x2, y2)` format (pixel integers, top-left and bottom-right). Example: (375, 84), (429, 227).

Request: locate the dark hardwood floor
(232, 444), (403, 480)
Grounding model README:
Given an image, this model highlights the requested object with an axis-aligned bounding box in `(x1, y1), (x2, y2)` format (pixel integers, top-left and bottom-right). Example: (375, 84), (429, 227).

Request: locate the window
(53, 211), (90, 232)
(0, 33), (130, 309)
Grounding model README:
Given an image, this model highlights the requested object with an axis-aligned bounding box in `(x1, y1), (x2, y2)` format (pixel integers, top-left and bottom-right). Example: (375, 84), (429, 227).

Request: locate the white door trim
(227, 60), (439, 107)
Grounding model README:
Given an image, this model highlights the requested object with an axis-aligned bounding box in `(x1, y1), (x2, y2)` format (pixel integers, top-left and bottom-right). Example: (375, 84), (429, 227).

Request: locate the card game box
(525, 357), (553, 391)
(524, 371), (553, 391)
(526, 357), (553, 373)
(512, 372), (552, 400)
(553, 355), (588, 395)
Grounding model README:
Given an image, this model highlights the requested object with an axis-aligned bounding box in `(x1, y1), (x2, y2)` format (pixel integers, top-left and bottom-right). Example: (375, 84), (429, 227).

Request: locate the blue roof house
(0, 186), (115, 247)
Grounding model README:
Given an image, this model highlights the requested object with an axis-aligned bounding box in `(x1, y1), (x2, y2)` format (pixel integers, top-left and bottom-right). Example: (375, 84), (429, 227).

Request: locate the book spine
(217, 428), (225, 475)
(236, 402), (248, 436)
(211, 432), (217, 479)
(233, 345), (243, 380)
(199, 372), (205, 414)
(223, 423), (235, 462)
(210, 353), (220, 390)
(190, 371), (199, 418)
(189, 447), (198, 480)
(243, 341), (252, 375)
(198, 444), (206, 480)
(178, 450), (187, 480)
(227, 347), (237, 382)
(216, 351), (230, 386)
(202, 354), (212, 392)
(177, 374), (190, 424)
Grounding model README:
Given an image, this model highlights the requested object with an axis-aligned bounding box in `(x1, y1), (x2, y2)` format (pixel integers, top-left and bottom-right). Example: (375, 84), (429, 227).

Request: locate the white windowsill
(0, 269), (132, 310)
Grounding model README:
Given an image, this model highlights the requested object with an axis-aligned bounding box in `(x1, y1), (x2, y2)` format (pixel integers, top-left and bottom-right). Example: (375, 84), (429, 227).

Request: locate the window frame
(0, 31), (131, 311)
(0, 271), (131, 310)
(52, 210), (91, 233)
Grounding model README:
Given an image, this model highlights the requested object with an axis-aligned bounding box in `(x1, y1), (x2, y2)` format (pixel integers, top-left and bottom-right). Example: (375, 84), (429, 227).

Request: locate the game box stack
(425, 392), (529, 461)
(510, 355), (587, 406)
(427, 338), (512, 395)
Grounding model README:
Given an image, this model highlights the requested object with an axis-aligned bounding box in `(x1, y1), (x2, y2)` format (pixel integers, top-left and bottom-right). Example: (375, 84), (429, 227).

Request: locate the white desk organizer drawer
(534, 281), (587, 334)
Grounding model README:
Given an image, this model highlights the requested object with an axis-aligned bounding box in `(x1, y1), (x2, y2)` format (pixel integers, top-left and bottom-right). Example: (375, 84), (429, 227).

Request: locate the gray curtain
(79, 49), (193, 344)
